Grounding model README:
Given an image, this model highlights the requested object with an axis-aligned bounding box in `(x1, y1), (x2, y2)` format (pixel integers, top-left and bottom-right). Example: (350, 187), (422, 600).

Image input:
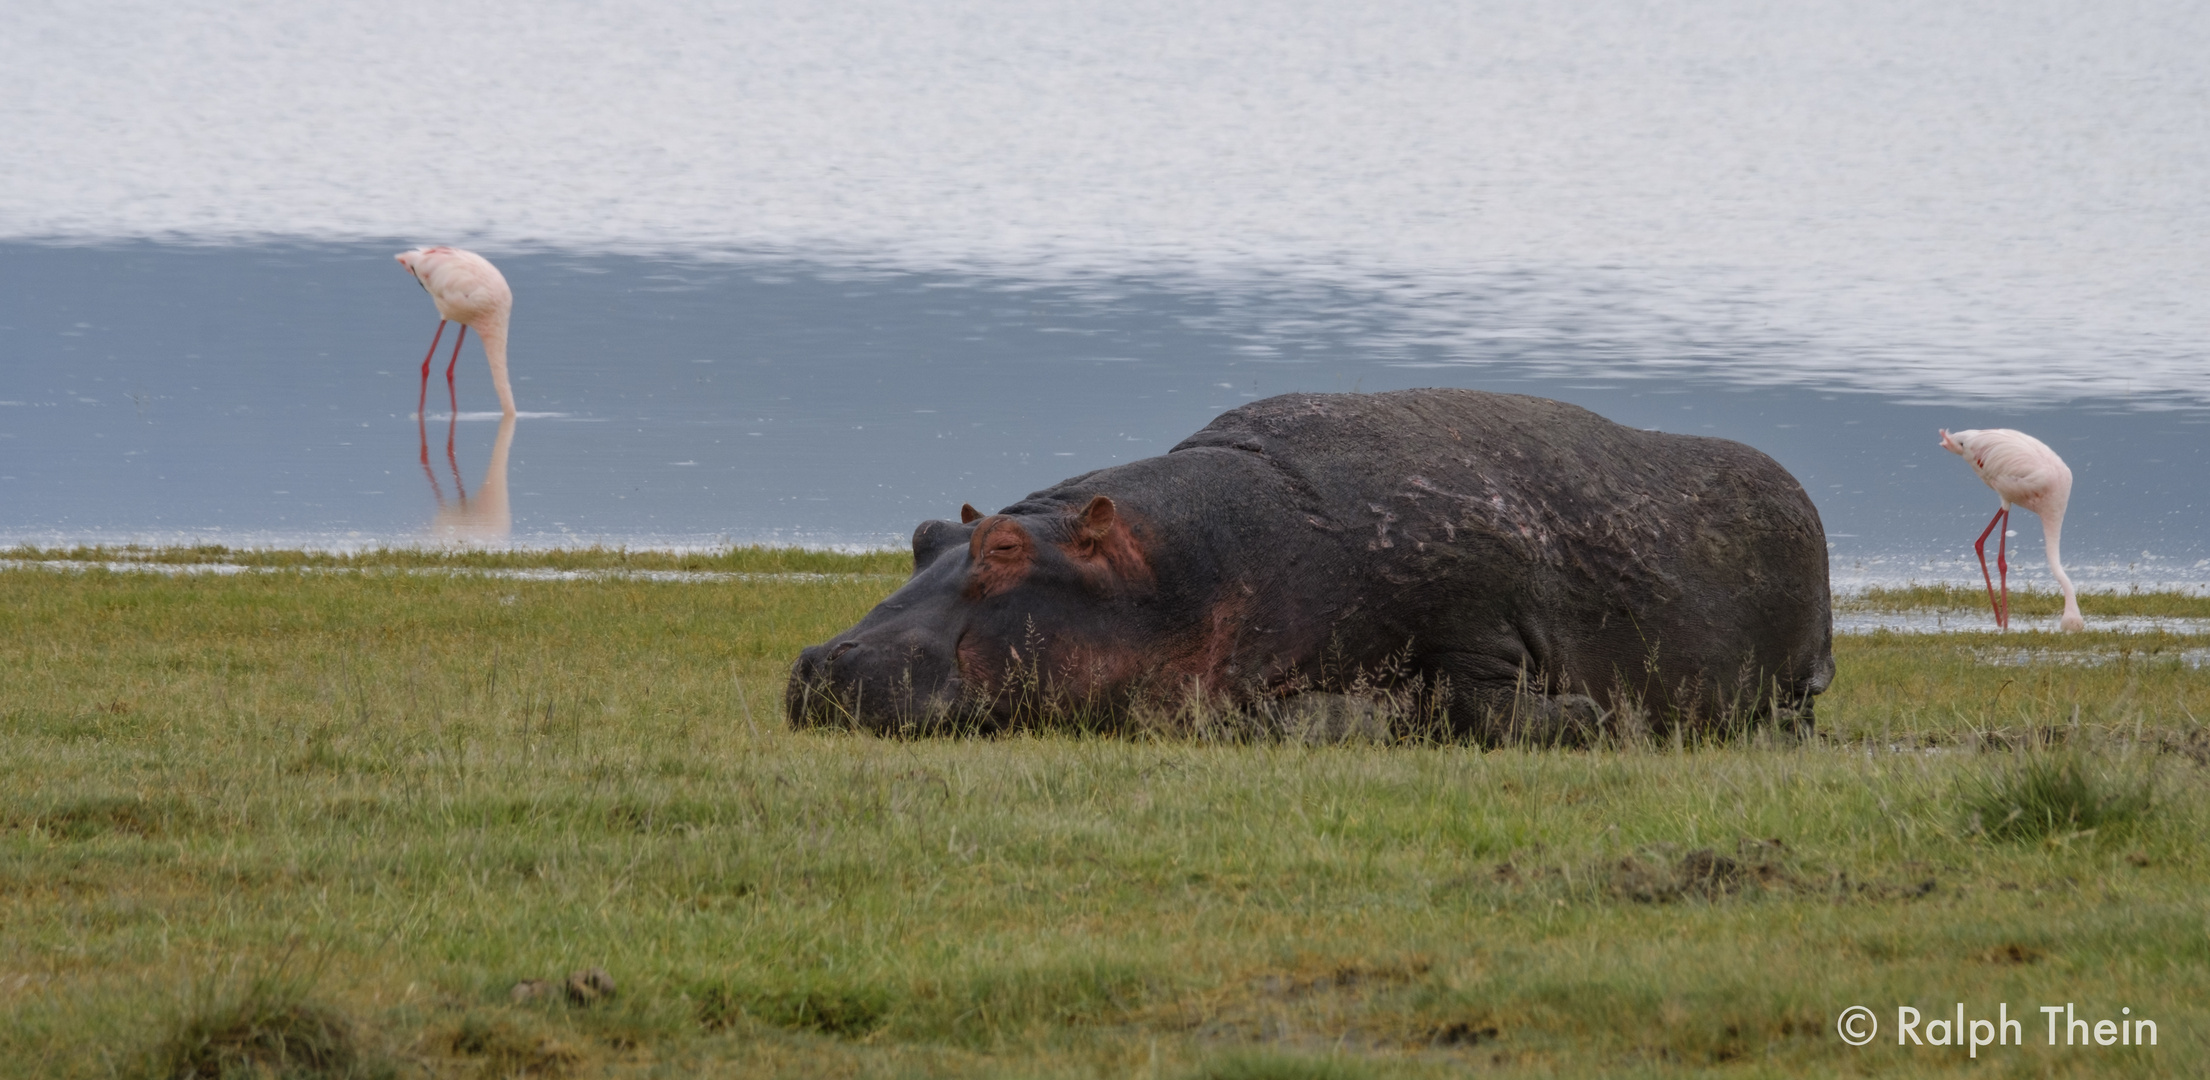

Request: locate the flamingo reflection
(419, 410), (515, 541)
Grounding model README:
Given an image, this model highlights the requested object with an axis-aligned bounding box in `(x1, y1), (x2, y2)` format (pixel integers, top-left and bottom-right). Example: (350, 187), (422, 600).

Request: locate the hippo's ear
(911, 519), (968, 575)
(1076, 496), (1117, 540)
(960, 503), (982, 524)
(1058, 496), (1153, 587)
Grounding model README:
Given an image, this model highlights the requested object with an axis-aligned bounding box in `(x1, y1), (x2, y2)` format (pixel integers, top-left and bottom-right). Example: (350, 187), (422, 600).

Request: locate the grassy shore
(2, 553), (2205, 1077)
(1840, 584), (2210, 620)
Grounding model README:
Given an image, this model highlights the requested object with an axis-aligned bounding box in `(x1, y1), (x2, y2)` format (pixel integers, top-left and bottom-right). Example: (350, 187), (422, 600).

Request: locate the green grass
(1961, 752), (2156, 843)
(1820, 628), (2210, 744)
(2, 556), (2206, 1077)
(1843, 584), (2210, 619)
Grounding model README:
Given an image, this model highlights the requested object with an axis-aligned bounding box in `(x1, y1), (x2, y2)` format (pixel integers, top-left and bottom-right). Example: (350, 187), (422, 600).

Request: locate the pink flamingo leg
(417, 320), (448, 417)
(1973, 506), (2006, 629)
(444, 324), (468, 418)
(1995, 507), (2011, 629)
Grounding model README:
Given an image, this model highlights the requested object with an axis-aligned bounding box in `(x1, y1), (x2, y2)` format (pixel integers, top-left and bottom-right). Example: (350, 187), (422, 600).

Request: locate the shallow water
(1969, 645), (2210, 667)
(3, 242), (2206, 588)
(3, 3), (2206, 586)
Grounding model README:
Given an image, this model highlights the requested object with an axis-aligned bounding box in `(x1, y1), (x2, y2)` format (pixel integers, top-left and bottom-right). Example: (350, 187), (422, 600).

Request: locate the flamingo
(395, 246), (515, 418)
(1939, 427), (2085, 632)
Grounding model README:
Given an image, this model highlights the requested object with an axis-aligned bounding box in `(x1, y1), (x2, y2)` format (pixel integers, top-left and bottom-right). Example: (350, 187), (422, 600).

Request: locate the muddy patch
(1133, 956), (1497, 1053)
(438, 1014), (583, 1077)
(1983, 944), (2044, 965)
(1474, 840), (1942, 906)
(1606, 848), (1778, 903)
(14, 794), (195, 840)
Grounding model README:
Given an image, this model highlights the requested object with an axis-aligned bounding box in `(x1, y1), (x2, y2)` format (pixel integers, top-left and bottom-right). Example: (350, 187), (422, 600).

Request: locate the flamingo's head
(1937, 428), (1977, 457)
(394, 246), (457, 289)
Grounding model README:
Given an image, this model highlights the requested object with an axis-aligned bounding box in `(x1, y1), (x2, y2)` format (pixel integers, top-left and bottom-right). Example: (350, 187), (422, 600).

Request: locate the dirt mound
(1609, 847), (1785, 903)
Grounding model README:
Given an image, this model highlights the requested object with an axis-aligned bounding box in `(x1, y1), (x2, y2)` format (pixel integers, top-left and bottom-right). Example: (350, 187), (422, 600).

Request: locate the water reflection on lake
(1, 242), (2204, 591)
(421, 412), (515, 543)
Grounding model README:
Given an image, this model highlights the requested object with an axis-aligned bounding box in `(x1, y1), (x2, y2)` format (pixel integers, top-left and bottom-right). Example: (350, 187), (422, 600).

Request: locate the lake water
(3, 2), (2206, 590)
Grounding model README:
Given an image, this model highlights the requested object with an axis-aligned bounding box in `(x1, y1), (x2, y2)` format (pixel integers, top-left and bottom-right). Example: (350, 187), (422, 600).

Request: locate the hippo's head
(786, 495), (1159, 730)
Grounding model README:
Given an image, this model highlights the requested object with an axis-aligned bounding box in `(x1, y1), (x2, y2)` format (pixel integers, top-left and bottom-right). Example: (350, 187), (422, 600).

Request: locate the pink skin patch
(964, 517), (1037, 601)
(1164, 593), (1252, 693)
(955, 634), (998, 697)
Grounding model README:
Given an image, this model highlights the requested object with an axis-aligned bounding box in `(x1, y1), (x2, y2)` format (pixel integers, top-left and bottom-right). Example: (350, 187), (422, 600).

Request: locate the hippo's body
(789, 389), (1834, 740)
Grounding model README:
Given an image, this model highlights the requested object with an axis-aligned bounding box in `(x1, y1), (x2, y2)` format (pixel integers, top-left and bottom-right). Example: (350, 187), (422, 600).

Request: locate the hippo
(788, 389), (1834, 741)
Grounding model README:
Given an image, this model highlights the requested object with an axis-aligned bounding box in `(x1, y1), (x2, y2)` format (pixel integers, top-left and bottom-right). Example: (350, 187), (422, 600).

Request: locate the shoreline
(10, 544), (2210, 634)
(7, 542), (2208, 593)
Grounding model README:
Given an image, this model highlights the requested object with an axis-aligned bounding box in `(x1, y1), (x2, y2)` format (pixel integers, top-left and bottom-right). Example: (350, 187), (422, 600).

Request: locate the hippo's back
(1173, 389), (1834, 718)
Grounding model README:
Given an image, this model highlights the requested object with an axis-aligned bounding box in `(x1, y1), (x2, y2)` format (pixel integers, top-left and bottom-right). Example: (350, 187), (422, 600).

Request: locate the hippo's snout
(785, 628), (966, 730)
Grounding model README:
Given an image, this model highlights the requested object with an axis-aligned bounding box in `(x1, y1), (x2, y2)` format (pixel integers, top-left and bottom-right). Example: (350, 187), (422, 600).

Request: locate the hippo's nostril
(829, 640), (860, 661)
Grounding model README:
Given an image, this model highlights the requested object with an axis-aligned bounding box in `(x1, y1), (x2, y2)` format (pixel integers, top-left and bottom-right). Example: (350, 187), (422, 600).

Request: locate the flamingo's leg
(1973, 506), (2006, 629)
(448, 408), (466, 501)
(446, 325), (468, 418)
(417, 320), (448, 418)
(417, 411), (444, 505)
(1996, 507), (2011, 629)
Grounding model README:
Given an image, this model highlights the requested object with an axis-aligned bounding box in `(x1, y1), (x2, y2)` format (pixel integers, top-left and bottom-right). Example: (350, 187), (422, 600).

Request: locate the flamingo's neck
(476, 412), (515, 532)
(2041, 511), (2085, 631)
(478, 319), (516, 417)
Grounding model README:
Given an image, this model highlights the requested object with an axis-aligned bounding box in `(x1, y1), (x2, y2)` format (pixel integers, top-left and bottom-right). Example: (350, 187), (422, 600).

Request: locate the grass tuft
(153, 996), (368, 1080)
(1962, 752), (2155, 842)
(695, 983), (891, 1038)
(141, 938), (389, 1080)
